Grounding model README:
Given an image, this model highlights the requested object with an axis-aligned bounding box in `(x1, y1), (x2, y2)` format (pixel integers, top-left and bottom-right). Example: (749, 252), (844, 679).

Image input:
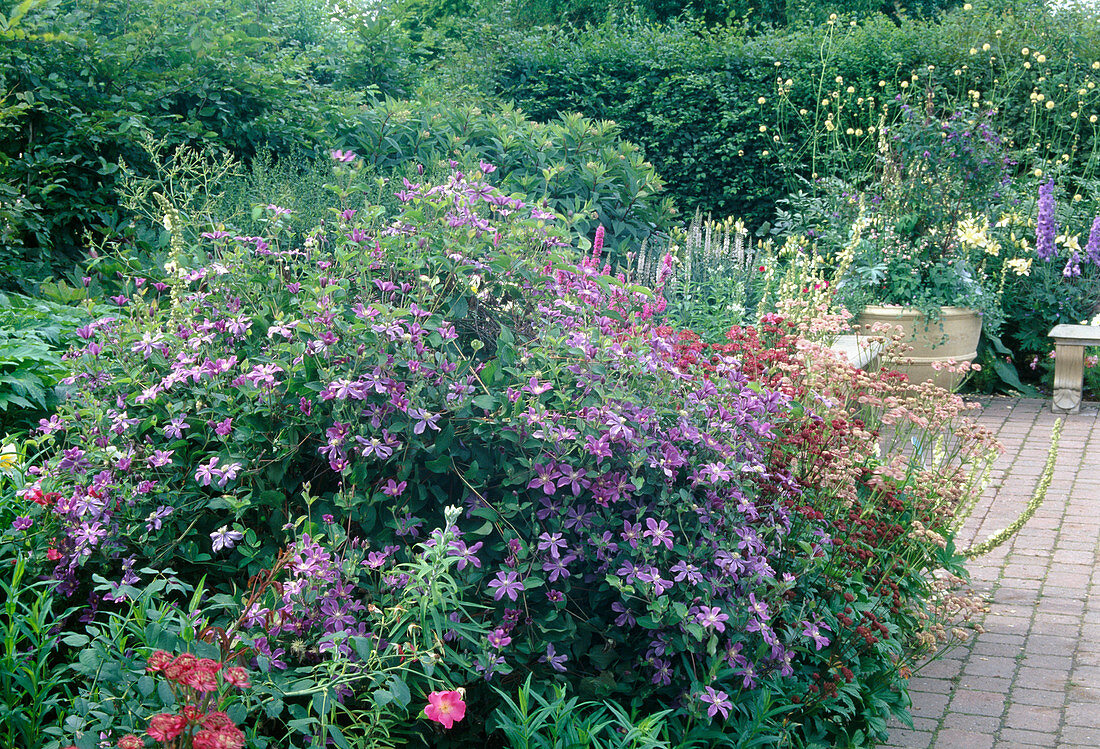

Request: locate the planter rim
(860, 305), (982, 319)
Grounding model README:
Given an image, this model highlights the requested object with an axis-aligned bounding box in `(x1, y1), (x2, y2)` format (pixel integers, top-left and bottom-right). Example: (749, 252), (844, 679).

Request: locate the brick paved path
(884, 398), (1100, 749)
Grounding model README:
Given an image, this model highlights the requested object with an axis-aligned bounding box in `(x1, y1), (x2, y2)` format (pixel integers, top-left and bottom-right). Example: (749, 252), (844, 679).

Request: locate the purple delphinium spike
(1087, 216), (1100, 266)
(1036, 180), (1058, 261)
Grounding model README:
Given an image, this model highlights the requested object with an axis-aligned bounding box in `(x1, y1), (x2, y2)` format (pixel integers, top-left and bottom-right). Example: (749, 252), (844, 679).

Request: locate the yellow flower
(982, 43), (991, 52)
(964, 2), (972, 9)
(0, 444), (17, 473)
(1046, 100), (1055, 110)
(757, 96), (767, 105)
(969, 48), (978, 55)
(1022, 47), (1030, 56)
(956, 215), (998, 254)
(1037, 54), (1046, 63)
(1058, 233), (1082, 252)
(1006, 258), (1033, 276)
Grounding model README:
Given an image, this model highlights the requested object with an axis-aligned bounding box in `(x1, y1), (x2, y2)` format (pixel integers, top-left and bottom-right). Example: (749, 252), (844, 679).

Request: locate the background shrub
(489, 1), (1100, 232)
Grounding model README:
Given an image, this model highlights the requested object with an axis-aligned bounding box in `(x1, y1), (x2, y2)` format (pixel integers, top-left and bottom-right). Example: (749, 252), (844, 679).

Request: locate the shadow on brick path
(882, 398), (1100, 749)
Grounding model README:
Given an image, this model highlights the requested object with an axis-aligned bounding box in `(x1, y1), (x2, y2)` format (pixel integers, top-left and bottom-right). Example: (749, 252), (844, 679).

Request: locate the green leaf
(472, 394), (496, 411)
(327, 725), (352, 749)
(449, 295), (468, 320)
(387, 675), (411, 708)
(264, 696), (284, 719)
(137, 675), (156, 697)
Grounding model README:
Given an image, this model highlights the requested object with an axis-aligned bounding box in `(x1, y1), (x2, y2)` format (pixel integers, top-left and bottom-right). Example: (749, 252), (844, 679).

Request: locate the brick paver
(883, 398), (1100, 749)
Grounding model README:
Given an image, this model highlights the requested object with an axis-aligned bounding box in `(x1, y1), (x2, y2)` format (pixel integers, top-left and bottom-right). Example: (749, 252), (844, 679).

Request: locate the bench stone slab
(831, 334), (884, 370)
(1049, 325), (1100, 413)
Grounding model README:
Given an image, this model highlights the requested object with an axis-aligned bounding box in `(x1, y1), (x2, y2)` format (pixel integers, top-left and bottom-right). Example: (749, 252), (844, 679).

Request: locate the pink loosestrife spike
(593, 225), (605, 261)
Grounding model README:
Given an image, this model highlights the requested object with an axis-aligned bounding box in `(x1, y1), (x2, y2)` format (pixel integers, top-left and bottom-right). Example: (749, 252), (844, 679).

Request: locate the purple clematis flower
(211, 525), (244, 552)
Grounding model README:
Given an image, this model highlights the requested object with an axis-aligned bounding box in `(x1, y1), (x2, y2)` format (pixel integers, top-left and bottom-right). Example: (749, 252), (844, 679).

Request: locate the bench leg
(1052, 343), (1084, 414)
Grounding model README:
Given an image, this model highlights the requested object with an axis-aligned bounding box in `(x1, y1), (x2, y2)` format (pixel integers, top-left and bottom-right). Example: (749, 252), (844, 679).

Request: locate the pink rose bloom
(424, 690), (466, 729)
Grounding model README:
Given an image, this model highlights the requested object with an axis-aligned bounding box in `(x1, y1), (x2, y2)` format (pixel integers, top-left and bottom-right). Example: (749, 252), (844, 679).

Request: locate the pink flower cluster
(122, 650), (252, 748)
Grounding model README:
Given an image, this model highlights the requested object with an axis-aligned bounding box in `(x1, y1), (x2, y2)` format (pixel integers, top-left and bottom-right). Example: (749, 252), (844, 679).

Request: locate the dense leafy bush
(8, 157), (999, 748)
(0, 292), (106, 434)
(0, 0), (380, 289)
(338, 97), (676, 263)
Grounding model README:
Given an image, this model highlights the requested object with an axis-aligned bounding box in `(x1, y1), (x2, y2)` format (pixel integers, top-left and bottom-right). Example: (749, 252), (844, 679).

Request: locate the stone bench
(831, 334), (885, 370)
(1050, 324), (1100, 413)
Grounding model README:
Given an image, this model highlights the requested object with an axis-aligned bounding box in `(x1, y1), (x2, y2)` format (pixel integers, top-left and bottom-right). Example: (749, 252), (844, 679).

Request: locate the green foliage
(339, 96), (677, 261)
(0, 458), (74, 749)
(491, 2), (1100, 232)
(0, 556), (72, 749)
(490, 674), (671, 749)
(501, 0), (963, 29)
(0, 0), (366, 290)
(0, 291), (101, 433)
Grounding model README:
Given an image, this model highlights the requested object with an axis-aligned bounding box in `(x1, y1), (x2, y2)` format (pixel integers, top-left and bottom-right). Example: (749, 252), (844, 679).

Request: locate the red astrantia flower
(182, 704), (205, 722)
(223, 665), (251, 689)
(118, 734), (144, 749)
(192, 722), (245, 749)
(181, 664), (219, 692)
(202, 711), (235, 730)
(145, 649), (172, 673)
(147, 712), (187, 741)
(423, 690), (466, 729)
(162, 652), (197, 682)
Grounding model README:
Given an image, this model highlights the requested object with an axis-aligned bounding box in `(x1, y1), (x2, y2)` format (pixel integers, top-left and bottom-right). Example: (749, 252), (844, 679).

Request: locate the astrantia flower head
(223, 665), (251, 689)
(145, 649), (173, 672)
(146, 712), (187, 742)
(118, 735), (143, 749)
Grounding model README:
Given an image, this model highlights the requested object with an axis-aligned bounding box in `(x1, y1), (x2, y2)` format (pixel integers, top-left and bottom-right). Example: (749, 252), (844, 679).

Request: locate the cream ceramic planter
(856, 305), (982, 390)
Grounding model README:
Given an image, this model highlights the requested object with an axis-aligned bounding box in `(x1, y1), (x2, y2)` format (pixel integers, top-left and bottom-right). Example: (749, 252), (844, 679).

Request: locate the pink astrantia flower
(423, 690), (466, 729)
(147, 712), (187, 741)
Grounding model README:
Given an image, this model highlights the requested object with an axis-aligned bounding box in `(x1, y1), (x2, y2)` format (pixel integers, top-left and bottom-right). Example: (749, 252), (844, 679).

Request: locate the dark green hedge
(0, 0), (397, 290)
(491, 1), (1100, 227)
